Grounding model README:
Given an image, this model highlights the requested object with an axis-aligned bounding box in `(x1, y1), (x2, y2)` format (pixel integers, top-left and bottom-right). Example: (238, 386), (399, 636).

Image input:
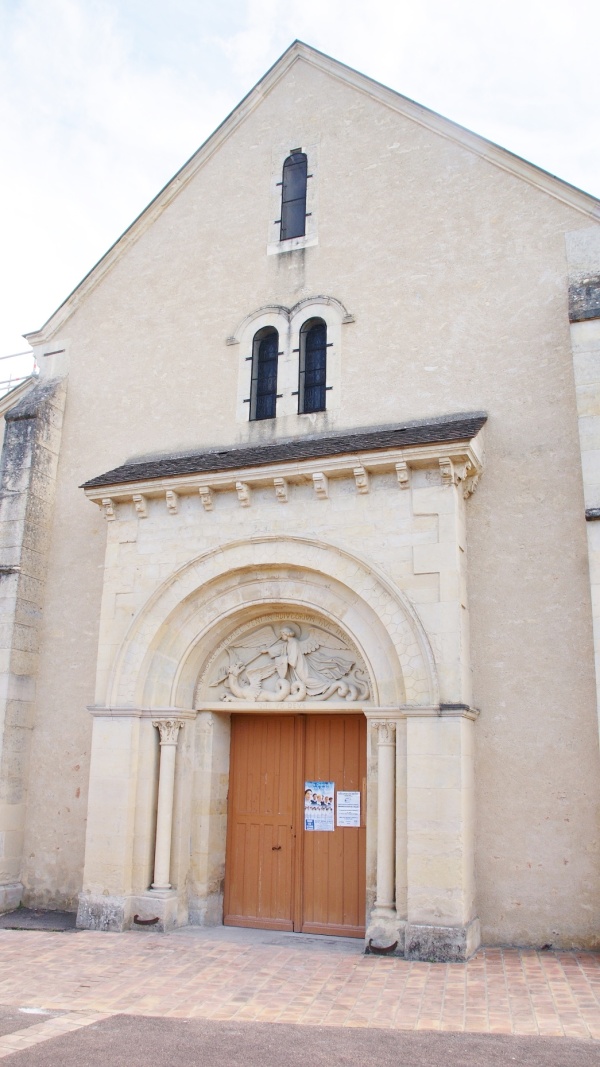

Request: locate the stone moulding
(83, 436), (485, 515)
(101, 534), (440, 709)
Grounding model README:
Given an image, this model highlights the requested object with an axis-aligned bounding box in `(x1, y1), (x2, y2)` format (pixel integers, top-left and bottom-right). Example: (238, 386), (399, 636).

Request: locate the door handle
(272, 845), (282, 851)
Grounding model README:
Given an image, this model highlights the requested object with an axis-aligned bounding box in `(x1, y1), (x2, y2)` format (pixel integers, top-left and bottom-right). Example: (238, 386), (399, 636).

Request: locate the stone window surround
(267, 141), (319, 255)
(229, 296), (352, 424)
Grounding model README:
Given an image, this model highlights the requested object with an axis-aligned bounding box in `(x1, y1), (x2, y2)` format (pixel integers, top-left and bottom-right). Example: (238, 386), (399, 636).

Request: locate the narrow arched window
(280, 150), (307, 241)
(299, 319), (327, 414)
(250, 327), (279, 421)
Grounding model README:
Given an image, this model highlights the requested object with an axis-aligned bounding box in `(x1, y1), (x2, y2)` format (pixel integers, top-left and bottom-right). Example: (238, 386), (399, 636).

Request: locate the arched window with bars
(299, 319), (327, 413)
(280, 150), (308, 241)
(250, 327), (279, 421)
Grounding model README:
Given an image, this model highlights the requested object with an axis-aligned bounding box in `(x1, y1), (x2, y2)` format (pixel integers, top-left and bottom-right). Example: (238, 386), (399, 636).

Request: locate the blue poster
(304, 780), (335, 831)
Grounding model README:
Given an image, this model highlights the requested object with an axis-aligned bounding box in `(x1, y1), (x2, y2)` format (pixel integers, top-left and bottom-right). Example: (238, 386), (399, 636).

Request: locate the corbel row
(97, 445), (482, 521)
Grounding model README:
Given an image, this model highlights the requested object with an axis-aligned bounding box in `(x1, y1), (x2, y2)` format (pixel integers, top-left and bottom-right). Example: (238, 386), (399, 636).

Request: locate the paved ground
(0, 924), (597, 1061)
(3, 1015), (600, 1067)
(0, 910), (76, 933)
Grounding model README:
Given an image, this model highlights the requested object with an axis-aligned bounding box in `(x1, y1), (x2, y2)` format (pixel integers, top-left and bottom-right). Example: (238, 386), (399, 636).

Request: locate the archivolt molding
(105, 535), (438, 709)
(228, 295), (353, 344)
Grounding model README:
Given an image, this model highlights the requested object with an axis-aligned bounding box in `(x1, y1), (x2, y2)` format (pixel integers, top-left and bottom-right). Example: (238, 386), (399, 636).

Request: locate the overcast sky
(1, 0), (599, 358)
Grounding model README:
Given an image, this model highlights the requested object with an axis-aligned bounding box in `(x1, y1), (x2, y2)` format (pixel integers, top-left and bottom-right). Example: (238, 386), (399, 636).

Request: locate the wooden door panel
(225, 712), (366, 937)
(301, 715), (366, 937)
(224, 715), (295, 930)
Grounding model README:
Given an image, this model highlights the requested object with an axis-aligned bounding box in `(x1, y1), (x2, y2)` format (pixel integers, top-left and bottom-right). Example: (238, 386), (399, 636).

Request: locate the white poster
(337, 790), (361, 828)
(304, 781), (335, 831)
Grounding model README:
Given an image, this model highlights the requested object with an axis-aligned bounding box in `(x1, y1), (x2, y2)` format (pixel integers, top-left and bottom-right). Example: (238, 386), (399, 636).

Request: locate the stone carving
(313, 472), (328, 499)
(165, 490), (178, 514)
(198, 486), (213, 511)
(273, 477), (288, 503)
(372, 720), (397, 745)
(210, 620), (370, 703)
(439, 456), (476, 497)
(395, 461), (410, 489)
(236, 481), (251, 507)
(132, 493), (148, 518)
(152, 718), (185, 744)
(353, 466), (369, 494)
(101, 497), (116, 521)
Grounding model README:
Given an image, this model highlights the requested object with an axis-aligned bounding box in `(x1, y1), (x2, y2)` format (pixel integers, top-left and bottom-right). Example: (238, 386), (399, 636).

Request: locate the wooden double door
(224, 713), (366, 937)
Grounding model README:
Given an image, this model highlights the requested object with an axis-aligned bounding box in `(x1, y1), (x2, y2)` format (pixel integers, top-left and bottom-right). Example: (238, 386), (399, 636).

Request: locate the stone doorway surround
(76, 417), (484, 961)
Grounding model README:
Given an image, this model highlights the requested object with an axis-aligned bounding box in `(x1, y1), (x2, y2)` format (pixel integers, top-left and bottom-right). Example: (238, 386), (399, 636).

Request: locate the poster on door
(337, 790), (361, 827)
(304, 781), (335, 831)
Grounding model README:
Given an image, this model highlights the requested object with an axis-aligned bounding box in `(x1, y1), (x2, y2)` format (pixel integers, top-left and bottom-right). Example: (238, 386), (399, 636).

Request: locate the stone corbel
(273, 477), (288, 503)
(198, 486), (214, 512)
(132, 493), (148, 518)
(353, 466), (369, 494)
(439, 456), (478, 498)
(313, 472), (329, 499)
(165, 490), (178, 515)
(395, 461), (410, 490)
(236, 481), (251, 507)
(101, 497), (116, 521)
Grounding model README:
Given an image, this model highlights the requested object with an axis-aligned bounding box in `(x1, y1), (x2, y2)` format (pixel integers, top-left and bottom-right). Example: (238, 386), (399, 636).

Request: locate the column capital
(371, 719), (397, 745)
(152, 719), (185, 745)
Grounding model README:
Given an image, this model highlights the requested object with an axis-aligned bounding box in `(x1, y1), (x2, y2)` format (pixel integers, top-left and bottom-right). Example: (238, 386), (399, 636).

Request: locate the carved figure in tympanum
(209, 621), (370, 702)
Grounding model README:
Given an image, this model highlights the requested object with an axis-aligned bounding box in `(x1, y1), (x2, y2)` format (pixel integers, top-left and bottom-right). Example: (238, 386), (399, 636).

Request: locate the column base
(77, 889), (187, 933)
(365, 909), (406, 956)
(405, 917), (481, 962)
(0, 882), (23, 914)
(130, 889), (185, 933)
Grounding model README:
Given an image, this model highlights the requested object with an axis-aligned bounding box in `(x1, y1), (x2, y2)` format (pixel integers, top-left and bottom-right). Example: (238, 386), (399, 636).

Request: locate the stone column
(151, 719), (185, 890)
(372, 719), (397, 915)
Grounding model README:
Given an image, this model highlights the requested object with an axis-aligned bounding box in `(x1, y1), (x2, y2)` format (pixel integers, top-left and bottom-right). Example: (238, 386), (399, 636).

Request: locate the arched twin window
(249, 319), (327, 421)
(299, 319), (327, 413)
(250, 327), (279, 421)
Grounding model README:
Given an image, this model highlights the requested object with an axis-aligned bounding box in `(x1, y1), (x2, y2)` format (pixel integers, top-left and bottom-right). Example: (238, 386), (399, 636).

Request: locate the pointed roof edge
(25, 39), (600, 346)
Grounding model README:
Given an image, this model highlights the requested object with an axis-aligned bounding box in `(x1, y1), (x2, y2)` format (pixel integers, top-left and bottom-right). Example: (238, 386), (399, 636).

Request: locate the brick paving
(0, 928), (598, 1057)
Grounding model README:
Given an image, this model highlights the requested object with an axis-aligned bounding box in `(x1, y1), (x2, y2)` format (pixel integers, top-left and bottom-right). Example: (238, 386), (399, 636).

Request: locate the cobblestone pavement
(0, 926), (598, 1057)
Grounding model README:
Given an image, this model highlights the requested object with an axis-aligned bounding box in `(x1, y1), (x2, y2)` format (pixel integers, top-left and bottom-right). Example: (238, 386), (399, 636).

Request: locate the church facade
(1, 42), (599, 960)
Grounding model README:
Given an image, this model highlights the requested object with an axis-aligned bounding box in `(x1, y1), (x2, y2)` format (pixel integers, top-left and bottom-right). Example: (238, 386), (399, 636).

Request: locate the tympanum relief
(206, 618), (371, 703)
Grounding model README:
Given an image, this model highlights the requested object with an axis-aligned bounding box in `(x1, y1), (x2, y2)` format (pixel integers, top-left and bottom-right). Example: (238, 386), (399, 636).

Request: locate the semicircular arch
(106, 536), (438, 708)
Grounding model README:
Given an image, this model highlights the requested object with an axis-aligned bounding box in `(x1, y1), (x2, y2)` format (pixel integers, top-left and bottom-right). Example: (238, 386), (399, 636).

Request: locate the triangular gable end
(25, 39), (600, 347)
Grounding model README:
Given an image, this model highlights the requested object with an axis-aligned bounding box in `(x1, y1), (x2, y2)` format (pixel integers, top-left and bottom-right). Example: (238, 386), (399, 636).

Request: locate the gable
(25, 41), (600, 348)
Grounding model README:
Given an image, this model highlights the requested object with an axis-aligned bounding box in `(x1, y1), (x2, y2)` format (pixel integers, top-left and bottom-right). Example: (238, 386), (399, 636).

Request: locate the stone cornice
(83, 433), (485, 516)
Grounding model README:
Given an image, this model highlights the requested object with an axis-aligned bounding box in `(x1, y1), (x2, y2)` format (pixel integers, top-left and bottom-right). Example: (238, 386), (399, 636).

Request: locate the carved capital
(198, 486), (214, 511)
(152, 719), (185, 745)
(372, 719), (397, 745)
(132, 493), (148, 518)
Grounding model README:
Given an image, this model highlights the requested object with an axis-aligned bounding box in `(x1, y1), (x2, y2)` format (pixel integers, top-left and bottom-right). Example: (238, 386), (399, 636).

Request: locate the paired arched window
(250, 327), (279, 421)
(280, 150), (308, 241)
(299, 319), (327, 413)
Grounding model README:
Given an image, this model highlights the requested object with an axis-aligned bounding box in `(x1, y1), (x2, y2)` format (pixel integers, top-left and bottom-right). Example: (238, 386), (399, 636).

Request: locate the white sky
(1, 0), (599, 357)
